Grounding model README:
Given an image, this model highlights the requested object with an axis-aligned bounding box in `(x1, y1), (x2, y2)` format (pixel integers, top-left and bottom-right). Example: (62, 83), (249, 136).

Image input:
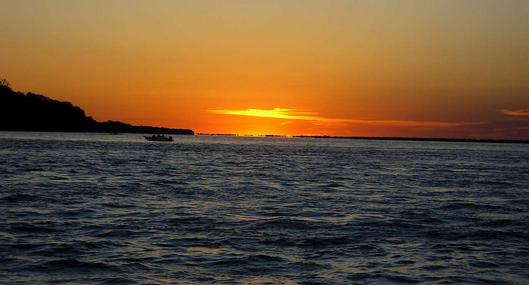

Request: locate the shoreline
(292, 135), (529, 144)
(185, 132), (529, 144)
(2, 130), (528, 144)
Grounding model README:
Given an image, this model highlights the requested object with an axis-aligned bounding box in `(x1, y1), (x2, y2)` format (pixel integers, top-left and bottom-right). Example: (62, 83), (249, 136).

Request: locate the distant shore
(293, 135), (529, 144)
(198, 133), (529, 144)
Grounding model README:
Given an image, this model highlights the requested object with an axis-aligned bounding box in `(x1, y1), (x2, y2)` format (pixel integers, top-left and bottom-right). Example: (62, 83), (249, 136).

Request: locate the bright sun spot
(209, 108), (324, 121)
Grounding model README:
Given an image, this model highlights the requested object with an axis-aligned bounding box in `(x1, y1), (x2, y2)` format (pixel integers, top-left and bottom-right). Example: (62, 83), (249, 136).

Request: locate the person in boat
(145, 134), (173, 141)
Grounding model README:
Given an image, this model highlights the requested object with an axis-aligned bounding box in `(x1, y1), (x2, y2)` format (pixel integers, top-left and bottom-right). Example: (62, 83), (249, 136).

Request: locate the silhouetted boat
(145, 134), (173, 142)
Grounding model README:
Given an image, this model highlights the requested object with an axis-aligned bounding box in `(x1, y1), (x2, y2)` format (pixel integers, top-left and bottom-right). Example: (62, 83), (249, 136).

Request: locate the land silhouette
(0, 79), (193, 135)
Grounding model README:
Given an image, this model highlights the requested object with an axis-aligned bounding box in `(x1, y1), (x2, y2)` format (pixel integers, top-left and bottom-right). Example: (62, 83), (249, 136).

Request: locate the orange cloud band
(501, 109), (529, 117)
(210, 108), (480, 128)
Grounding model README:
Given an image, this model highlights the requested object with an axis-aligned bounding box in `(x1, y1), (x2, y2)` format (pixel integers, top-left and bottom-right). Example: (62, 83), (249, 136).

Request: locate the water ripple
(1, 133), (528, 284)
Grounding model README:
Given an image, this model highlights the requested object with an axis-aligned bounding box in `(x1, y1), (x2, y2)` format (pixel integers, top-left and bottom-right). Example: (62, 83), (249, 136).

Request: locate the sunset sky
(1, 0), (528, 139)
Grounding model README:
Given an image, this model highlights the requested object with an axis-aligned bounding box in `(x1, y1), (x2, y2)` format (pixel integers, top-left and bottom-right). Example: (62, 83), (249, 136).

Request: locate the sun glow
(210, 108), (323, 121)
(210, 108), (482, 128)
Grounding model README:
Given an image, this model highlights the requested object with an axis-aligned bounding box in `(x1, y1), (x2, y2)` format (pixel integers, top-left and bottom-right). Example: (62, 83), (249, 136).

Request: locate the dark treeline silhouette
(0, 80), (193, 135)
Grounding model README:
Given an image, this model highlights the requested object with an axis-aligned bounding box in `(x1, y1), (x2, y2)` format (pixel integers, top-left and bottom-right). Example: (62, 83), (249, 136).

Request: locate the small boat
(145, 134), (173, 142)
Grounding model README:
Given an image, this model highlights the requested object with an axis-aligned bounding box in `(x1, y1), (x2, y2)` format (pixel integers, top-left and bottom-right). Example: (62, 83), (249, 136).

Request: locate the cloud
(501, 108), (529, 117)
(210, 108), (480, 128)
(210, 108), (324, 121)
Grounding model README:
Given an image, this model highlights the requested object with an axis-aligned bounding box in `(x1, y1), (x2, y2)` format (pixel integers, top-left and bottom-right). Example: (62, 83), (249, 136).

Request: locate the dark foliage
(0, 81), (194, 135)
(97, 120), (194, 135)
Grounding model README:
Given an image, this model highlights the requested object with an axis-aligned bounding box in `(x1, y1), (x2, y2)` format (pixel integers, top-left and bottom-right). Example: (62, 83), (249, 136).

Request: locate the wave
(31, 258), (121, 273)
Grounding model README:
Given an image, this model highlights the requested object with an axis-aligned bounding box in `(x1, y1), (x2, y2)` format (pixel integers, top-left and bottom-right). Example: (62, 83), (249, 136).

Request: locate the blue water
(1, 132), (529, 284)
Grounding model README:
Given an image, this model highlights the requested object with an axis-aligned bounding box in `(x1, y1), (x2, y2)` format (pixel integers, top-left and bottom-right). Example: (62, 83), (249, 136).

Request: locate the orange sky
(1, 0), (528, 139)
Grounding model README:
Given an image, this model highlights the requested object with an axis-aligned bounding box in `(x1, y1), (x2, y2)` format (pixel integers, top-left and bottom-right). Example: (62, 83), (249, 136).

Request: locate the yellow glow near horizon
(210, 108), (482, 128)
(210, 108), (323, 121)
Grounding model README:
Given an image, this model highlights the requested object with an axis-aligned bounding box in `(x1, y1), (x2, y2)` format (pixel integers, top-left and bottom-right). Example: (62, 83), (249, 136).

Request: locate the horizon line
(195, 133), (529, 144)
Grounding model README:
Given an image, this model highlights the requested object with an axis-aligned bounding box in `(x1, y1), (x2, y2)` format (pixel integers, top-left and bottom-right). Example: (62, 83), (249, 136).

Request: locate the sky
(1, 0), (528, 139)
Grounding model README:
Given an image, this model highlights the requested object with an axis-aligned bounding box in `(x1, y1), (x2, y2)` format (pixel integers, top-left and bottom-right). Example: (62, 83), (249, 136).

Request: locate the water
(1, 132), (529, 284)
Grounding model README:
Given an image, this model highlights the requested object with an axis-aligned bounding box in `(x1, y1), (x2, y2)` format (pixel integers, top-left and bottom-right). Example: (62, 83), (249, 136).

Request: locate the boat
(145, 134), (173, 142)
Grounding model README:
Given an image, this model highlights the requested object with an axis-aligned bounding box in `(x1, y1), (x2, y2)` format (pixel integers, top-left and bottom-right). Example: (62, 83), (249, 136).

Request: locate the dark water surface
(1, 132), (529, 284)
